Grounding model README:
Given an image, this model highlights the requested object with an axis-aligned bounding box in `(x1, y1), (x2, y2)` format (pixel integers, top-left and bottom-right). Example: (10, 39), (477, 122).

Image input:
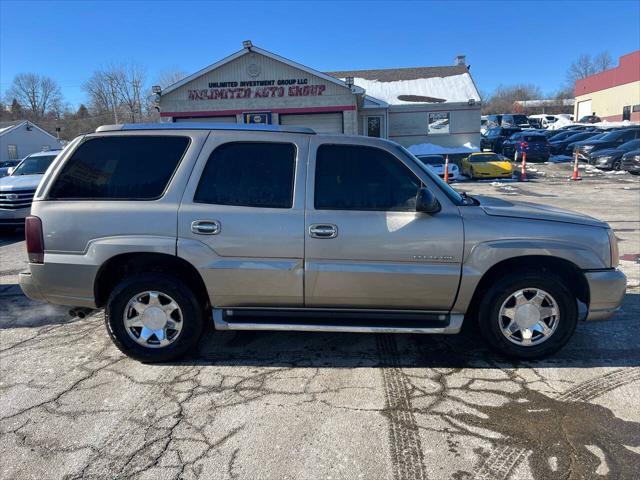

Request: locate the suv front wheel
(478, 271), (578, 359)
(105, 273), (204, 362)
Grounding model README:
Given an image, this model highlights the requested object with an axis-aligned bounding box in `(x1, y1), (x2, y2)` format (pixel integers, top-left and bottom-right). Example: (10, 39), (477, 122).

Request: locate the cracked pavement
(1, 162), (639, 479)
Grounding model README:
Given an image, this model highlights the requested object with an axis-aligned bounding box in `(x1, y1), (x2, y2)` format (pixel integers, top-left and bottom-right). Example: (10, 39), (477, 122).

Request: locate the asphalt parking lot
(1, 161), (639, 480)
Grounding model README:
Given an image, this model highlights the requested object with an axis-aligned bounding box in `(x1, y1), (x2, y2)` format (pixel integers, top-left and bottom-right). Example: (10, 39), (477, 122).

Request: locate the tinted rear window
(523, 135), (546, 142)
(49, 136), (189, 199)
(194, 142), (296, 208)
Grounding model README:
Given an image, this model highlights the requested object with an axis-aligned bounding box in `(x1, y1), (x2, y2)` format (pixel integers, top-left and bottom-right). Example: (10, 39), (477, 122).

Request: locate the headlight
(596, 156), (611, 162)
(607, 229), (619, 267)
(583, 145), (595, 151)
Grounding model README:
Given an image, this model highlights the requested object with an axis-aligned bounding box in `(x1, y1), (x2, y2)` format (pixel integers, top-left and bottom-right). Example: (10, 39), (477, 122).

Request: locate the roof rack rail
(95, 122), (316, 134)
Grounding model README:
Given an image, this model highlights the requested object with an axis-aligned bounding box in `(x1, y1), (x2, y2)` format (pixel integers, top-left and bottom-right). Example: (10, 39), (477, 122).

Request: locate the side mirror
(7, 167), (14, 176)
(416, 187), (441, 214)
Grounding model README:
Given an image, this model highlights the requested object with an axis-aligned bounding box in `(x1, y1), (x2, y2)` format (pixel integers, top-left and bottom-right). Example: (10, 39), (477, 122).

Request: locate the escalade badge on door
(413, 255), (454, 261)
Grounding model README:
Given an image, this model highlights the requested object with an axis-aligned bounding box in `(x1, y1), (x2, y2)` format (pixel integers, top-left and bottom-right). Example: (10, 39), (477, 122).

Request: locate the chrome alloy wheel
(123, 291), (183, 348)
(498, 288), (559, 346)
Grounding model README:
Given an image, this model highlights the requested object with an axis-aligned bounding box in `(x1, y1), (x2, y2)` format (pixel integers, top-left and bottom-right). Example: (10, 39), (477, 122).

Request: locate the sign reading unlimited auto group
(188, 78), (327, 100)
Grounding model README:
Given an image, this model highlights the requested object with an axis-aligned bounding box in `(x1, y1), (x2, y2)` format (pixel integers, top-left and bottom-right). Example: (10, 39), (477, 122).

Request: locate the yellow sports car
(462, 152), (514, 179)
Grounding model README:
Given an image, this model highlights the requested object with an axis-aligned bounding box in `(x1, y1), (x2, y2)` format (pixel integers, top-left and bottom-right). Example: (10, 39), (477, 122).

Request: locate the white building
(0, 120), (62, 162)
(157, 43), (481, 149)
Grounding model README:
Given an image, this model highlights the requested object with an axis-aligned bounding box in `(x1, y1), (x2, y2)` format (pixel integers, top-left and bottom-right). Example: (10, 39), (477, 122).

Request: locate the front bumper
(584, 269), (627, 321)
(0, 207), (29, 226)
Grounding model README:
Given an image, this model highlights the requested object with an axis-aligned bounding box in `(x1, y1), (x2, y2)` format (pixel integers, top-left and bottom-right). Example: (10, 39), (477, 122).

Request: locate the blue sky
(1, 0), (639, 108)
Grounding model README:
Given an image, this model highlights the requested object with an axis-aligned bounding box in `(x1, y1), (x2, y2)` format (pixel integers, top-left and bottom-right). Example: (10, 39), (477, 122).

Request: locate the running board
(212, 308), (464, 334)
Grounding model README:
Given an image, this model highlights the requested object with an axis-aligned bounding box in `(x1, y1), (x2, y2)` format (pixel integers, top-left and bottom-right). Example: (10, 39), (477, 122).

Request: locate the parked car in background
(588, 139), (640, 170)
(461, 152), (513, 179)
(575, 127), (640, 161)
(530, 115), (558, 128)
(481, 116), (489, 134)
(0, 160), (20, 178)
(415, 154), (460, 181)
(0, 150), (61, 230)
(621, 149), (640, 175)
(21, 124), (626, 362)
(481, 127), (522, 152)
(550, 131), (602, 156)
(501, 114), (531, 128)
(578, 115), (602, 124)
(486, 114), (502, 127)
(501, 132), (551, 162)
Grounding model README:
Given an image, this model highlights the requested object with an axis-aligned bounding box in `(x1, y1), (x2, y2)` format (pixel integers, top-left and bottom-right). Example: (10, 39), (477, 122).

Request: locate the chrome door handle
(308, 224), (338, 239)
(191, 220), (221, 235)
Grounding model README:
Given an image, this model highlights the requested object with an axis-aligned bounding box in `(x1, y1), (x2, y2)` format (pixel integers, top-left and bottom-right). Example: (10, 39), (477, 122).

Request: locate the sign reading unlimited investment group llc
(188, 78), (327, 100)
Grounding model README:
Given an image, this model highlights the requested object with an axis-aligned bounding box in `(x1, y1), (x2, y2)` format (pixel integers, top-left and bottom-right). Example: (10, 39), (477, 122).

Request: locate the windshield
(11, 154), (58, 176)
(619, 139), (640, 151)
(469, 153), (502, 163)
(600, 130), (628, 142)
(397, 145), (465, 205)
(416, 155), (444, 165)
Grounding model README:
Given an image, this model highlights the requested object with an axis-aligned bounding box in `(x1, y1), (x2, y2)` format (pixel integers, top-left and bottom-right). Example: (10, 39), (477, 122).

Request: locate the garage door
(174, 116), (237, 124)
(577, 100), (592, 121)
(279, 113), (343, 134)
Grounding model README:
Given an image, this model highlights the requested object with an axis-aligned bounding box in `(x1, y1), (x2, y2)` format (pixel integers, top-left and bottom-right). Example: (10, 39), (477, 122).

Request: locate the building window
(366, 116), (382, 137)
(7, 145), (18, 160)
(427, 112), (450, 134)
(623, 106), (631, 122)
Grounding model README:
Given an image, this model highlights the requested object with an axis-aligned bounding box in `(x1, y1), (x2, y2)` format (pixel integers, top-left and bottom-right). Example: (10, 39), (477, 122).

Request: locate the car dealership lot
(1, 162), (639, 480)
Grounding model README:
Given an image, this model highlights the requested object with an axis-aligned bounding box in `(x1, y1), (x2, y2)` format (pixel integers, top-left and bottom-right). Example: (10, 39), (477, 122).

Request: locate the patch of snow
(547, 117), (574, 130)
(614, 170), (627, 175)
(623, 186), (631, 190)
(407, 142), (479, 156)
(349, 73), (481, 105)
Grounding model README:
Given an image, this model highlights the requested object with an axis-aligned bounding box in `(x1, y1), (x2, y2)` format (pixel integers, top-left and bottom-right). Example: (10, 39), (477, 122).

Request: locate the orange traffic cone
(570, 150), (582, 181)
(444, 155), (450, 183)
(519, 151), (527, 182)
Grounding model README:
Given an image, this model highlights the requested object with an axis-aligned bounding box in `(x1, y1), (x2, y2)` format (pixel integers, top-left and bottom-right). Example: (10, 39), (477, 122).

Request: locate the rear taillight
(520, 141), (529, 149)
(25, 216), (44, 264)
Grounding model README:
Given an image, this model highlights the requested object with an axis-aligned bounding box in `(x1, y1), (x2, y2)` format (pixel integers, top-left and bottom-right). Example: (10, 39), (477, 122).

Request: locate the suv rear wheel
(478, 271), (577, 359)
(105, 273), (204, 362)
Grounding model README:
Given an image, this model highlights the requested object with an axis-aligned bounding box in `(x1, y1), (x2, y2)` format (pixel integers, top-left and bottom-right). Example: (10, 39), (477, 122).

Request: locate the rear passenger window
(314, 144), (420, 211)
(194, 142), (296, 208)
(49, 136), (189, 199)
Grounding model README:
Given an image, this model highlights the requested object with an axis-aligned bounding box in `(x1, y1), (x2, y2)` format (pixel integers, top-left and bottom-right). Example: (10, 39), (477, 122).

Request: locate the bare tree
(566, 51), (613, 84)
(482, 84), (542, 114)
(593, 51), (613, 72)
(155, 68), (187, 89)
(83, 63), (147, 123)
(7, 73), (63, 120)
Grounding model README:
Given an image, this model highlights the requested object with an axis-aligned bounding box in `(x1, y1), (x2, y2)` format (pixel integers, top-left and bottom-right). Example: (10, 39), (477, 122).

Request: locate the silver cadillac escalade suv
(19, 124), (626, 362)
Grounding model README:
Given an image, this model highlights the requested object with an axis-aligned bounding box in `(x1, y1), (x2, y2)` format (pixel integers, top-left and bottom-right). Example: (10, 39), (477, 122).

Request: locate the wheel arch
(94, 252), (210, 309)
(463, 255), (590, 321)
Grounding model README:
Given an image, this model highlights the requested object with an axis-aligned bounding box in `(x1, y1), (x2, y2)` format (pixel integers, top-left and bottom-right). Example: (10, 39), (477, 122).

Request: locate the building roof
(327, 65), (481, 106)
(161, 45), (364, 96)
(0, 120), (27, 136)
(327, 65), (470, 82)
(0, 120), (59, 140)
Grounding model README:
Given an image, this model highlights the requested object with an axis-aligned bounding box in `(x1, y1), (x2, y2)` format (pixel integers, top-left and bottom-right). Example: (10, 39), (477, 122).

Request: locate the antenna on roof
(242, 40), (253, 49)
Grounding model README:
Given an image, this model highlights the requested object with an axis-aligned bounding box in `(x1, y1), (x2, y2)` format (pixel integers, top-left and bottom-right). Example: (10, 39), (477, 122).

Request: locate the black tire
(105, 273), (204, 363)
(613, 159), (622, 171)
(477, 271), (578, 359)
